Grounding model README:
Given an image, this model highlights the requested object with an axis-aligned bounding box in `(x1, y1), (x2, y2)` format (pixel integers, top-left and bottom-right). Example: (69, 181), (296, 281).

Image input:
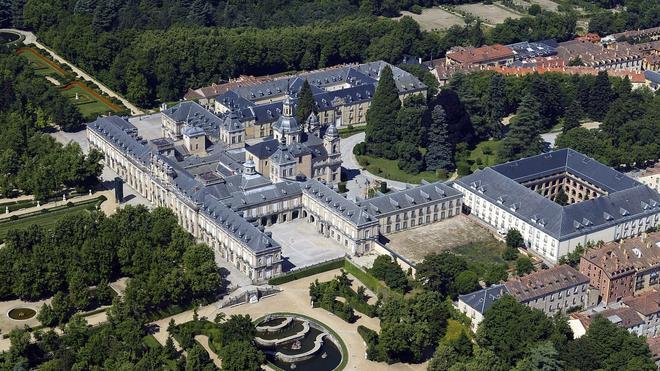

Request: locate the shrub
(410, 4), (423, 14)
(66, 201), (74, 207)
(338, 182), (347, 193)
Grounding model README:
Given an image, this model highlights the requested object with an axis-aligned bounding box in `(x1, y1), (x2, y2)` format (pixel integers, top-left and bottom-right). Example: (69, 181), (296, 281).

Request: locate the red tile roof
(623, 290), (660, 317)
(447, 44), (514, 65)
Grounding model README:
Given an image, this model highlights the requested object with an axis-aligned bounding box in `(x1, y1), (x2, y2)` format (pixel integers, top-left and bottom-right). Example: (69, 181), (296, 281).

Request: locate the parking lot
(267, 219), (347, 272)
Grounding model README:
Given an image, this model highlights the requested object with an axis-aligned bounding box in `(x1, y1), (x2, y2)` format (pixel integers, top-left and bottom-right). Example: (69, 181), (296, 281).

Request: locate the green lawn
(451, 238), (511, 276)
(442, 319), (472, 344)
(356, 155), (444, 184)
(468, 140), (501, 172)
(0, 197), (104, 242)
(61, 85), (118, 119)
(18, 49), (66, 78)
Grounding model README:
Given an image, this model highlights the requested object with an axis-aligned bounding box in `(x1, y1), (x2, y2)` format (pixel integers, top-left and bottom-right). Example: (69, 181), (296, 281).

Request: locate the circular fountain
(255, 314), (345, 371)
(7, 307), (36, 321)
(0, 31), (20, 45)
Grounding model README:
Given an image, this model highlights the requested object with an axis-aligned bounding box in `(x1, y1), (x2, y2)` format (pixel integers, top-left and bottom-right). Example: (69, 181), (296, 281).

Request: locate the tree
(428, 343), (460, 371)
(416, 252), (468, 297)
(484, 264), (508, 285)
(486, 73), (507, 137)
(425, 105), (453, 172)
(451, 330), (473, 358)
(513, 341), (564, 371)
(554, 188), (568, 206)
(370, 255), (409, 292)
(498, 94), (545, 162)
(562, 100), (582, 133)
(37, 303), (56, 327)
(396, 141), (424, 174)
(506, 229), (524, 248)
(477, 296), (555, 366)
(182, 244), (222, 299)
(588, 71), (614, 121)
(185, 343), (214, 371)
(454, 270), (480, 294)
(218, 340), (265, 371)
(296, 79), (316, 125)
(365, 66), (401, 158)
(163, 336), (178, 360)
(516, 256), (535, 276)
(219, 315), (256, 345)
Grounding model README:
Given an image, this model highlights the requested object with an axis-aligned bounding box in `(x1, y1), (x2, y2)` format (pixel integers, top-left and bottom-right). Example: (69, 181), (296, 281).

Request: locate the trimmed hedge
(268, 258), (344, 285)
(343, 259), (390, 297)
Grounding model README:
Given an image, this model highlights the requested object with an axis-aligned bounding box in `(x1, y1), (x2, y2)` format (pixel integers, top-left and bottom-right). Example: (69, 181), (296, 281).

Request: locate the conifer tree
(589, 71), (613, 121)
(295, 79), (316, 124)
(425, 105), (453, 171)
(499, 94), (545, 162)
(562, 100), (582, 133)
(365, 66), (401, 158)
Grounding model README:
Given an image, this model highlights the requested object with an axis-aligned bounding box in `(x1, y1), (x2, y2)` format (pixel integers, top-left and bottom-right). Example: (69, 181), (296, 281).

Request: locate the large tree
(295, 79), (316, 125)
(562, 100), (582, 133)
(219, 341), (265, 371)
(416, 252), (468, 297)
(588, 71), (614, 121)
(365, 66), (401, 158)
(498, 94), (545, 162)
(425, 105), (453, 172)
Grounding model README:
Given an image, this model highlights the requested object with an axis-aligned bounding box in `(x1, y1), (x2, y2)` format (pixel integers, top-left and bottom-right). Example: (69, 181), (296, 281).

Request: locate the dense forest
(0, 0), (581, 107)
(0, 205), (225, 369)
(0, 48), (103, 199)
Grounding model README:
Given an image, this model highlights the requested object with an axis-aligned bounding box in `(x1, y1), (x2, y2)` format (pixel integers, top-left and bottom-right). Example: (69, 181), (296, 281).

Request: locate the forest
(0, 49), (103, 200)
(586, 0), (660, 36)
(0, 205), (225, 369)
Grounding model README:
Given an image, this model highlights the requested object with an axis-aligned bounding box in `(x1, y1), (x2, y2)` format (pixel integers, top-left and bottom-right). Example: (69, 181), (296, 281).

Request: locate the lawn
(338, 125), (365, 139)
(61, 83), (120, 119)
(451, 238), (511, 277)
(468, 140), (501, 172)
(442, 319), (472, 344)
(17, 48), (67, 78)
(357, 155), (444, 184)
(0, 197), (104, 242)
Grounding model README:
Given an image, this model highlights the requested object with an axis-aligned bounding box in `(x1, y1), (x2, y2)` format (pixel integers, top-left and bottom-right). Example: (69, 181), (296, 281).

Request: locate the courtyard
(383, 214), (505, 264)
(267, 219), (348, 272)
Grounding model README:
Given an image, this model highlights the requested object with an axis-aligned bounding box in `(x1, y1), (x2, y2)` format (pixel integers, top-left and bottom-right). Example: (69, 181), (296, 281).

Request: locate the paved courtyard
(128, 112), (164, 141)
(383, 215), (497, 263)
(267, 219), (347, 272)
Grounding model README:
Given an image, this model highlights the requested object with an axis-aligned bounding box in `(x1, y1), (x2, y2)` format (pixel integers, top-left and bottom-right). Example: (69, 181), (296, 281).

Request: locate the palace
(454, 149), (660, 264)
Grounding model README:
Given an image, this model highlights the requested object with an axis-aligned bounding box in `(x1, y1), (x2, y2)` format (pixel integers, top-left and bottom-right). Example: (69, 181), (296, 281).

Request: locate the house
(446, 44), (515, 66)
(457, 284), (509, 332)
(504, 264), (590, 315)
(454, 149), (660, 263)
(624, 290), (660, 337)
(580, 232), (660, 304)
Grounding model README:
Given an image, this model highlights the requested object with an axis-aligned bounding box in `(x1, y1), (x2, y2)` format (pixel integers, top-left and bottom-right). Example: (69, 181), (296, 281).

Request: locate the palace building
(454, 149), (660, 263)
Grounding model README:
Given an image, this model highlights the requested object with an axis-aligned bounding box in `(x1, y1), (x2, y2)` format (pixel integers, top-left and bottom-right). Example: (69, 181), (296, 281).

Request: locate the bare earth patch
(383, 215), (497, 263)
(456, 3), (523, 24)
(395, 8), (465, 31)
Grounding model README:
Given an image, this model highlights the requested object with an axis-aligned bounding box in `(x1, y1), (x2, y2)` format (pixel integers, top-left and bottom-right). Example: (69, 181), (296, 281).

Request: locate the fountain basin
(8, 307), (36, 320)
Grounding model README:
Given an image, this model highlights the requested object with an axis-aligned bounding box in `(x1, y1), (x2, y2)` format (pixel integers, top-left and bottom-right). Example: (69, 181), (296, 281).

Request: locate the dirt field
(456, 3), (523, 24)
(383, 215), (503, 263)
(396, 7), (465, 31)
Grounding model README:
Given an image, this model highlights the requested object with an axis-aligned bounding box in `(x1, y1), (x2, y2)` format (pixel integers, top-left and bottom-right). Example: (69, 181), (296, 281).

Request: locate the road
(340, 132), (412, 201)
(1, 28), (143, 115)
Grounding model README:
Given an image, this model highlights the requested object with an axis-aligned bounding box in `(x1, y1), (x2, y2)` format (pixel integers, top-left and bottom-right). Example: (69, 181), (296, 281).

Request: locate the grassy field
(468, 140), (501, 171)
(61, 84), (119, 119)
(17, 48), (67, 78)
(456, 3), (524, 24)
(0, 197), (104, 241)
(451, 239), (508, 267)
(395, 7), (465, 31)
(338, 125), (365, 139)
(357, 155), (444, 184)
(442, 319), (472, 344)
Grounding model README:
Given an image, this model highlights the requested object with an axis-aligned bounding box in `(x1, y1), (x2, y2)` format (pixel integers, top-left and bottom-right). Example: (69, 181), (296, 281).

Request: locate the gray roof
(645, 70), (660, 84)
(222, 182), (302, 211)
(163, 101), (223, 136)
(459, 284), (509, 315)
(507, 40), (557, 60)
(456, 149), (660, 240)
(272, 113), (300, 134)
(358, 181), (461, 216)
(87, 116), (152, 166)
(302, 180), (378, 227)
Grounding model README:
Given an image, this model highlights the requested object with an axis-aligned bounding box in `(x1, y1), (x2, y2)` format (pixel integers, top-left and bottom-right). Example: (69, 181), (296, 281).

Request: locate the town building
(445, 44), (515, 66)
(580, 232), (660, 304)
(457, 284), (509, 332)
(454, 149), (660, 263)
(623, 290), (660, 337)
(557, 40), (643, 71)
(507, 40), (558, 61)
(504, 264), (590, 315)
(183, 75), (270, 110)
(209, 61), (426, 134)
(609, 26), (660, 43)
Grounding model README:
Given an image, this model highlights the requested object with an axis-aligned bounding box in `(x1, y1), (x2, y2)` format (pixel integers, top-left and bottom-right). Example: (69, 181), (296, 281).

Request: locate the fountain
(255, 314), (344, 371)
(8, 307), (37, 320)
(0, 32), (20, 45)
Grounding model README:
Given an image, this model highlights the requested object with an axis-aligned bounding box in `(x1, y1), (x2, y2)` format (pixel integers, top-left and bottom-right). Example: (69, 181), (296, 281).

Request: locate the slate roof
(507, 40), (558, 60)
(302, 180), (378, 227)
(222, 182), (302, 211)
(459, 284), (509, 315)
(245, 139), (280, 159)
(87, 116), (152, 166)
(456, 149), (660, 240)
(505, 265), (589, 302)
(163, 101), (223, 137)
(357, 181), (461, 216)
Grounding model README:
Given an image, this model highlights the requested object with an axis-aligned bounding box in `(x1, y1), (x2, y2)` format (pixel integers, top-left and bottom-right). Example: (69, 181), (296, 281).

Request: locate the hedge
(343, 259), (390, 297)
(268, 258), (344, 285)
